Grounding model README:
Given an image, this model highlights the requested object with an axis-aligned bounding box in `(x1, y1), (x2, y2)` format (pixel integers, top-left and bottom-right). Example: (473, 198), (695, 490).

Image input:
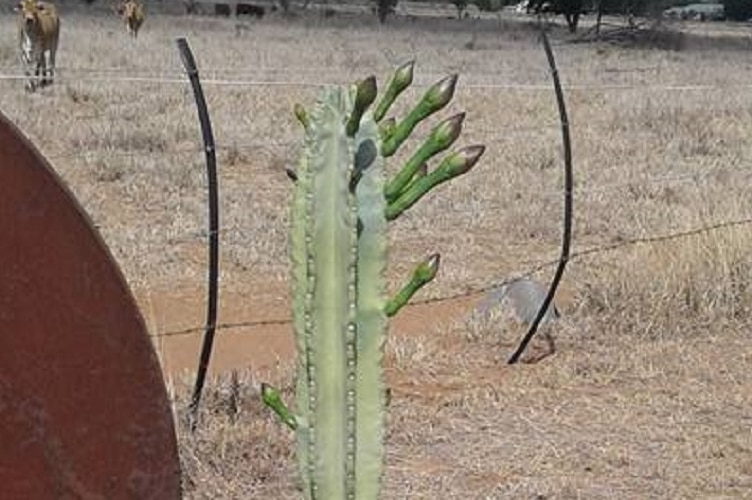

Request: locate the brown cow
(117, 0), (145, 38)
(16, 0), (60, 92)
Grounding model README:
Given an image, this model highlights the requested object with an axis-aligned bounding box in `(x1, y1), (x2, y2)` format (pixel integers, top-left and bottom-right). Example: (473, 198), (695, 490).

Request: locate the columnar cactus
(263, 62), (485, 500)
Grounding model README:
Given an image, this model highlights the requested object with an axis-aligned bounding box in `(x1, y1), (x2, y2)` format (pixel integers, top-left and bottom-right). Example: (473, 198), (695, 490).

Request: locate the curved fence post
(176, 38), (221, 426)
(508, 27), (573, 365)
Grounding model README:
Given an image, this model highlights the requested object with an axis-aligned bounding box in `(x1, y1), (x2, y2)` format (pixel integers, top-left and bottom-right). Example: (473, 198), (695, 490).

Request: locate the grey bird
(476, 277), (560, 324)
(476, 277), (559, 363)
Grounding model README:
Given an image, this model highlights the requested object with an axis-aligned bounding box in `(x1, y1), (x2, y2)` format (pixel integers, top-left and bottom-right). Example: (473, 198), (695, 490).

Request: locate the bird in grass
(476, 277), (559, 363)
(477, 278), (559, 324)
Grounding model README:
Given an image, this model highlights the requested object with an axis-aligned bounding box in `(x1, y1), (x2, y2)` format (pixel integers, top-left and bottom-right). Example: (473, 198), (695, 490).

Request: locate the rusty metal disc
(0, 112), (182, 499)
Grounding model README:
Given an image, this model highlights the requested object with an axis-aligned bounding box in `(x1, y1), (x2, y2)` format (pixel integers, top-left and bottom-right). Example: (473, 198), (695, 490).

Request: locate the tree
(527, 0), (591, 32)
(474, 0), (508, 11)
(595, 0), (652, 16)
(559, 0), (586, 32)
(452, 0), (469, 19)
(723, 0), (752, 21)
(593, 0), (653, 34)
(373, 0), (398, 22)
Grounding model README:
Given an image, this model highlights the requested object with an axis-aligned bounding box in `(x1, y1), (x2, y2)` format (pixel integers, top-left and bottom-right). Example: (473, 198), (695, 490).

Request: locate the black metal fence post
(176, 38), (220, 425)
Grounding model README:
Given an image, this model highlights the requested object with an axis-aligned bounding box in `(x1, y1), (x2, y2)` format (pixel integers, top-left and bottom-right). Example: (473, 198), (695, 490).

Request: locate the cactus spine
(265, 63), (485, 500)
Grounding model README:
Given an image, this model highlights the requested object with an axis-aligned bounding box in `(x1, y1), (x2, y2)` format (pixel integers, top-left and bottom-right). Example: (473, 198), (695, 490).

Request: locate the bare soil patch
(136, 280), (484, 376)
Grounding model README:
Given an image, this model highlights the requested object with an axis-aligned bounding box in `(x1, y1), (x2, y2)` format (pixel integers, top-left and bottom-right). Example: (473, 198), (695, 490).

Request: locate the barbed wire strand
(148, 214), (752, 339)
(36, 155), (746, 249)
(37, 146), (746, 248)
(37, 126), (555, 163)
(2, 70), (752, 91)
(433, 161), (752, 216)
(38, 123), (746, 179)
(46, 147), (203, 161)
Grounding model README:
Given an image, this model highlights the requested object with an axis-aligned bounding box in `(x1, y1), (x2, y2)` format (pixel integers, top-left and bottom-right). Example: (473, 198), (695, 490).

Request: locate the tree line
(374, 0), (752, 28)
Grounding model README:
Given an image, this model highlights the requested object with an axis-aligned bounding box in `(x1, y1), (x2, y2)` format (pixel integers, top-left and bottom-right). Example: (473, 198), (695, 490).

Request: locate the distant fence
(3, 64), (752, 91)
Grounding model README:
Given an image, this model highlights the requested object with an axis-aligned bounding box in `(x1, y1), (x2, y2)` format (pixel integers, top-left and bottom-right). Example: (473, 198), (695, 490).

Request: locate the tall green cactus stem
(381, 73), (458, 157)
(289, 85), (387, 500)
(271, 63), (484, 500)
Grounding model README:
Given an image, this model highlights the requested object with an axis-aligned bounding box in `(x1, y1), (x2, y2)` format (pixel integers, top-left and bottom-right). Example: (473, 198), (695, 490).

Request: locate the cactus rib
(353, 113), (387, 499)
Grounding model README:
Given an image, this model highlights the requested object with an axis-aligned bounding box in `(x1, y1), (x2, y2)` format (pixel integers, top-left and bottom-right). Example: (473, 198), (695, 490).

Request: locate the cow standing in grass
(118, 0), (145, 38)
(16, 0), (60, 92)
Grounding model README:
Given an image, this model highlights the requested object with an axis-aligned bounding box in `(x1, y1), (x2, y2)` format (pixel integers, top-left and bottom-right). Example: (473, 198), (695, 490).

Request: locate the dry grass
(2, 6), (752, 498)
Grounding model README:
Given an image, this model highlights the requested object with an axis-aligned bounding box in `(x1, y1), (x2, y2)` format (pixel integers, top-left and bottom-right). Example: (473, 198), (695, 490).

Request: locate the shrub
(723, 0), (752, 21)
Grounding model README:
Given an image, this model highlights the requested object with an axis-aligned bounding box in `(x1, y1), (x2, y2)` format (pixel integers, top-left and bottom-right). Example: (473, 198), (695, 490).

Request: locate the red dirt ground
(135, 281), (484, 377)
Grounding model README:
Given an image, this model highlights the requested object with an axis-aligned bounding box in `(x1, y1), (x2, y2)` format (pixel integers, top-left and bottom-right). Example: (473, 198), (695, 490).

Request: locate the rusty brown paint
(0, 112), (181, 499)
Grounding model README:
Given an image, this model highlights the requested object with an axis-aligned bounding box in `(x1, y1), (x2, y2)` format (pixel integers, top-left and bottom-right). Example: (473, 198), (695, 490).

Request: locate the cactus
(263, 63), (485, 500)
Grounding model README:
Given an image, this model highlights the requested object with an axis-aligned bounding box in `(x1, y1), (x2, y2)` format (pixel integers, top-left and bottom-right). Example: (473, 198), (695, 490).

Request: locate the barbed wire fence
(3, 64), (752, 90)
(148, 213), (752, 339)
(1, 65), (750, 348)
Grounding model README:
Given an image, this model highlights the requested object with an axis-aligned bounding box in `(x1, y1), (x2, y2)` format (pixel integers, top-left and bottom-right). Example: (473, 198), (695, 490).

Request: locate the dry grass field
(2, 5), (752, 498)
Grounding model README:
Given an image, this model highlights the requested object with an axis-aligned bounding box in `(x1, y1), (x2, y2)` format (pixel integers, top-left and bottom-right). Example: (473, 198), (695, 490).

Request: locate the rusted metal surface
(0, 112), (182, 499)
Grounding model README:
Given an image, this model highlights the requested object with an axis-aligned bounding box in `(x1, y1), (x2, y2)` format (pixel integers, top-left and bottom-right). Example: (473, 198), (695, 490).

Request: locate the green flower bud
(374, 60), (415, 122)
(423, 74), (458, 113)
(356, 76), (378, 108)
(347, 76), (378, 137)
(294, 103), (310, 131)
(417, 163), (428, 178)
(379, 117), (396, 141)
(384, 113), (465, 201)
(392, 60), (415, 95)
(430, 112), (465, 151)
(415, 253), (440, 285)
(381, 74), (460, 157)
(385, 253), (441, 317)
(261, 382), (297, 430)
(386, 144), (486, 220)
(439, 144), (485, 176)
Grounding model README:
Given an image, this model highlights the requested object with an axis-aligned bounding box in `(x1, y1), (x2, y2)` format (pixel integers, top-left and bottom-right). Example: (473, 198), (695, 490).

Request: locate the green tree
(593, 0), (656, 34)
(595, 0), (653, 16)
(374, 0), (398, 22)
(473, 0), (508, 12)
(452, 0), (469, 18)
(528, 0), (591, 32)
(723, 0), (752, 21)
